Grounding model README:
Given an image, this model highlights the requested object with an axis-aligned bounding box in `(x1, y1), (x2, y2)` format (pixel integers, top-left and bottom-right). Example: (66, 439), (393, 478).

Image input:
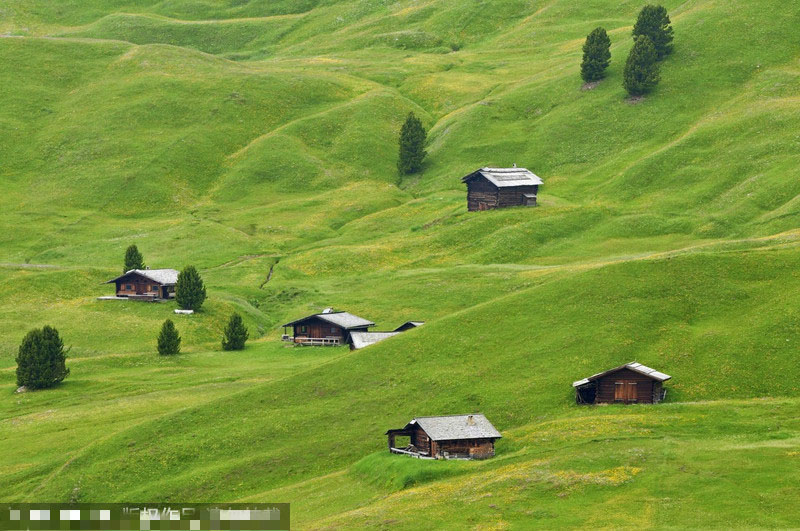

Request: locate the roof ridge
(415, 413), (485, 419)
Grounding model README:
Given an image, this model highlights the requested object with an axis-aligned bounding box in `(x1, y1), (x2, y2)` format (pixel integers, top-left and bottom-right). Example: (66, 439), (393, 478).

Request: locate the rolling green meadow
(1, 0), (800, 528)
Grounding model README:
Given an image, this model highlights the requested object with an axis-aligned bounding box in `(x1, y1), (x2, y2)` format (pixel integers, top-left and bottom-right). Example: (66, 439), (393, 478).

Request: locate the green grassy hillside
(1, 0), (799, 528)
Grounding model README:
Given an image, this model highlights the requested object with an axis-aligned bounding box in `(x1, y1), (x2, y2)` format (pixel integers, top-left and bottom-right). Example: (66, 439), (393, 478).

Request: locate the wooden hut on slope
(462, 166), (543, 211)
(282, 309), (374, 346)
(573, 362), (671, 404)
(105, 269), (178, 300)
(386, 414), (501, 460)
(282, 310), (424, 349)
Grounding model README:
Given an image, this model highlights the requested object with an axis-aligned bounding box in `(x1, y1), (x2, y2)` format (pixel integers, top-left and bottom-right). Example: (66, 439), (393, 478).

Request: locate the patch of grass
(1, 0), (800, 527)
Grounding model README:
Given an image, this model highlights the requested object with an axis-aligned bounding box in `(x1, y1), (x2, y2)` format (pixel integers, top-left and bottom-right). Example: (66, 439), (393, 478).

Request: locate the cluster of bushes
(156, 312), (249, 356)
(580, 4), (674, 97)
(16, 312), (250, 389)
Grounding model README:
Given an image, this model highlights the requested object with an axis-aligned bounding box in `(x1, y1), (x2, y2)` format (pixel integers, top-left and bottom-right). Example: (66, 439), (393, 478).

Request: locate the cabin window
(331, 327), (337, 333)
(300, 325), (307, 334)
(125, 284), (132, 290)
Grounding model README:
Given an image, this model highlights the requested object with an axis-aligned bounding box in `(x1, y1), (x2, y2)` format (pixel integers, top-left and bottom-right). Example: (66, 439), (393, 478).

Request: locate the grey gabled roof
(573, 362), (672, 388)
(411, 414), (502, 441)
(461, 167), (543, 188)
(105, 269), (179, 286)
(282, 311), (375, 330)
(393, 321), (425, 331)
(349, 331), (399, 350)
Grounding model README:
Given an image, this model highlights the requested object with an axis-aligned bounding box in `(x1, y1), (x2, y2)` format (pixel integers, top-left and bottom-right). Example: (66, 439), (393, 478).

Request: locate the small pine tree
(16, 326), (70, 389)
(124, 244), (145, 272)
(157, 319), (181, 355)
(632, 4), (673, 60)
(175, 265), (207, 311)
(397, 112), (427, 175)
(221, 312), (249, 351)
(623, 35), (661, 97)
(581, 27), (611, 82)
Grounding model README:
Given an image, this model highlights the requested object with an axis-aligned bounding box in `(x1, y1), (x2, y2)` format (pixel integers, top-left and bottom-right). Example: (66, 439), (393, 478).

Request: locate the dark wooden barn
(105, 269), (178, 301)
(573, 362), (671, 405)
(386, 414), (502, 460)
(462, 166), (543, 211)
(282, 309), (374, 346)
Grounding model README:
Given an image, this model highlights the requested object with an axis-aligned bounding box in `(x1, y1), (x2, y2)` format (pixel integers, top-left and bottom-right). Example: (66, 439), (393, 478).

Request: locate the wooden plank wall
(466, 179), (499, 211)
(437, 438), (496, 458)
(411, 426), (432, 454)
(294, 318), (345, 340)
(467, 179), (540, 211)
(116, 276), (161, 297)
(595, 368), (656, 403)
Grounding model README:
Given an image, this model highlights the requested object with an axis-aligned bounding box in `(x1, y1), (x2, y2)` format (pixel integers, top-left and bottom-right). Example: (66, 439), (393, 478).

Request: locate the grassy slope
(1, 0), (800, 527)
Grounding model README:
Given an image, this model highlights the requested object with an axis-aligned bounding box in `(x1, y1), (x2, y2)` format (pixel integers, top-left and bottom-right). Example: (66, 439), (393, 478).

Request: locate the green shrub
(176, 265), (207, 311)
(581, 27), (611, 82)
(124, 244), (145, 272)
(157, 319), (181, 355)
(632, 4), (674, 60)
(222, 312), (249, 351)
(397, 112), (427, 175)
(623, 35), (661, 96)
(16, 326), (70, 390)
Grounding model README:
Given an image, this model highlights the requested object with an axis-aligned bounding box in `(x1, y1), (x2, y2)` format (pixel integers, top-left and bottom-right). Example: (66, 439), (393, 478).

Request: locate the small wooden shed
(573, 362), (671, 405)
(386, 414), (501, 460)
(462, 166), (543, 211)
(105, 269), (179, 300)
(281, 309), (374, 346)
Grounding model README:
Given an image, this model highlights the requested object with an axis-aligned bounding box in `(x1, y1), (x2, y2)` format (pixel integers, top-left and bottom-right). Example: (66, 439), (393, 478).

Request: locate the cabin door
(614, 381), (637, 403)
(478, 202), (489, 211)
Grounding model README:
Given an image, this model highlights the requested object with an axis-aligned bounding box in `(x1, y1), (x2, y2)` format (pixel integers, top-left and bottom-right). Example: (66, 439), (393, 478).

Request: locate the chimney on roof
(467, 415), (475, 426)
(322, 307), (333, 314)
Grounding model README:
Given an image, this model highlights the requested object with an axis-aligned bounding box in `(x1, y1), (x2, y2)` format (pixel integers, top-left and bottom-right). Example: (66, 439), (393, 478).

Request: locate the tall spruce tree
(397, 112), (427, 175)
(581, 27), (612, 82)
(157, 319), (181, 355)
(124, 244), (145, 272)
(175, 265), (207, 311)
(16, 326), (70, 389)
(632, 4), (673, 60)
(623, 35), (661, 97)
(221, 312), (249, 351)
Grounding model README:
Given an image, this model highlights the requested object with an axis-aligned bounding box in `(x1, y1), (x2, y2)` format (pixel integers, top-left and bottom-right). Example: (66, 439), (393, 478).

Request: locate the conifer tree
(175, 265), (207, 311)
(124, 244), (145, 272)
(397, 112), (427, 175)
(16, 326), (70, 389)
(157, 319), (181, 355)
(581, 27), (612, 82)
(632, 4), (673, 60)
(623, 35), (661, 97)
(221, 312), (249, 351)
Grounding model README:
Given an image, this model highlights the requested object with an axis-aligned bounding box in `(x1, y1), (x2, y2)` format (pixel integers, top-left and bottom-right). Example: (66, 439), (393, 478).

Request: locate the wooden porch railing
(285, 337), (342, 346)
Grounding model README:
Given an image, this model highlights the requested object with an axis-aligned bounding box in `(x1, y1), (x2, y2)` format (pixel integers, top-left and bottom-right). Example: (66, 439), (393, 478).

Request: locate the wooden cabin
(386, 414), (502, 460)
(462, 166), (543, 211)
(573, 362), (671, 405)
(282, 309), (374, 346)
(105, 269), (178, 301)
